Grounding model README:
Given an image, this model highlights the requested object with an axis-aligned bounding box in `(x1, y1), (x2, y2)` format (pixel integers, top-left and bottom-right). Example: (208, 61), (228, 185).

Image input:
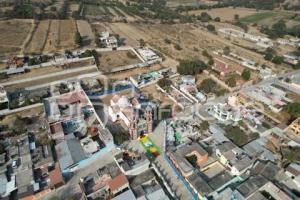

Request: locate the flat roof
(187, 173), (213, 196)
(55, 139), (86, 170)
(208, 171), (233, 191)
(112, 189), (136, 200)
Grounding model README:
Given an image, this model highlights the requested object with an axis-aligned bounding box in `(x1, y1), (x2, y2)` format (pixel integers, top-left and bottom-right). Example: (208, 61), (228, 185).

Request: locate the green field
(239, 12), (275, 24)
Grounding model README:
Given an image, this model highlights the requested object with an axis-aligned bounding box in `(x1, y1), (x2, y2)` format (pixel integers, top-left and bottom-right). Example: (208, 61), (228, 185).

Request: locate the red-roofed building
(213, 58), (234, 76)
(108, 174), (129, 195)
(50, 122), (64, 141)
(49, 163), (65, 188)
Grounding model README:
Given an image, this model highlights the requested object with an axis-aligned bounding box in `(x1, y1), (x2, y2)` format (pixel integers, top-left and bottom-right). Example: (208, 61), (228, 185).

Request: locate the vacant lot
(104, 22), (272, 71)
(43, 20), (60, 52)
(58, 20), (77, 49)
(0, 19), (33, 57)
(98, 50), (142, 73)
(77, 20), (95, 46)
(43, 20), (77, 53)
(25, 20), (50, 54)
(188, 7), (259, 22)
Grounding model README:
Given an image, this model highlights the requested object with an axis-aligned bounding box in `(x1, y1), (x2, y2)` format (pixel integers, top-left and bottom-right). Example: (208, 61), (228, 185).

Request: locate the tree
(174, 44), (182, 51)
(75, 32), (83, 46)
(294, 62), (300, 69)
(271, 20), (287, 38)
(264, 47), (276, 61)
(264, 52), (274, 61)
(234, 14), (239, 21)
(200, 121), (209, 131)
(139, 39), (146, 47)
(198, 12), (212, 22)
(214, 17), (221, 22)
(177, 60), (207, 75)
(164, 38), (172, 44)
(157, 78), (172, 89)
(208, 58), (214, 66)
(199, 79), (217, 93)
(272, 56), (284, 64)
(186, 154), (198, 167)
(241, 69), (251, 81)
(223, 46), (230, 55)
(284, 102), (300, 119)
(226, 77), (236, 87)
(207, 24), (216, 32)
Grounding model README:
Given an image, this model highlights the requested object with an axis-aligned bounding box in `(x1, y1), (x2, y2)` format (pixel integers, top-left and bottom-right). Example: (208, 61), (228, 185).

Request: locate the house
(212, 58), (234, 76)
(208, 103), (242, 122)
(112, 189), (136, 200)
(115, 151), (150, 176)
(283, 54), (299, 65)
(169, 142), (208, 177)
(286, 117), (300, 143)
(285, 163), (300, 179)
(130, 169), (169, 200)
(0, 86), (8, 110)
(233, 176), (292, 200)
(216, 141), (254, 176)
(99, 32), (118, 48)
(136, 48), (161, 62)
(55, 139), (86, 171)
(80, 162), (129, 200)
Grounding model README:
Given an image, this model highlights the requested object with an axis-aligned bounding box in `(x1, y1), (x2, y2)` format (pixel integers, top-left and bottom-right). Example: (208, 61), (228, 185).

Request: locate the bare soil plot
(188, 8), (259, 22)
(43, 20), (77, 53)
(44, 20), (60, 52)
(25, 20), (50, 54)
(77, 20), (95, 47)
(0, 19), (33, 54)
(58, 20), (77, 49)
(98, 50), (142, 73)
(108, 64), (162, 80)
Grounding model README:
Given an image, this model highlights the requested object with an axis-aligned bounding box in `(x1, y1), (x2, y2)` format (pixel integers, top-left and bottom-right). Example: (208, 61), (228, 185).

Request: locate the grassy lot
(224, 125), (259, 147)
(240, 12), (275, 24)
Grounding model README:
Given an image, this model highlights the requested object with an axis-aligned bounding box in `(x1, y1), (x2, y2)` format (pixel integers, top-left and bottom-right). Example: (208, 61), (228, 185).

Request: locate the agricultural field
(98, 50), (142, 73)
(239, 12), (276, 24)
(166, 0), (208, 8)
(188, 7), (259, 22)
(0, 19), (33, 58)
(25, 20), (51, 54)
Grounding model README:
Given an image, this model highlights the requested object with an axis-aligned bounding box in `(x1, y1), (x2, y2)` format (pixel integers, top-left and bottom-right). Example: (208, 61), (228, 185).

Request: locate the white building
(0, 86), (8, 110)
(284, 54), (299, 65)
(100, 32), (118, 48)
(208, 103), (241, 122)
(219, 28), (273, 48)
(136, 48), (161, 62)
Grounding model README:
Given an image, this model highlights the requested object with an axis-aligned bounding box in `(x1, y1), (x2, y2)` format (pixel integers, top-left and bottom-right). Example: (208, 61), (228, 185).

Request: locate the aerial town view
(1, 0), (300, 200)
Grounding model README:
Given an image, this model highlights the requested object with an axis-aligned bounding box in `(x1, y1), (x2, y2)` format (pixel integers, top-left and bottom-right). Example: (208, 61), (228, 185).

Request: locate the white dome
(118, 96), (131, 109)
